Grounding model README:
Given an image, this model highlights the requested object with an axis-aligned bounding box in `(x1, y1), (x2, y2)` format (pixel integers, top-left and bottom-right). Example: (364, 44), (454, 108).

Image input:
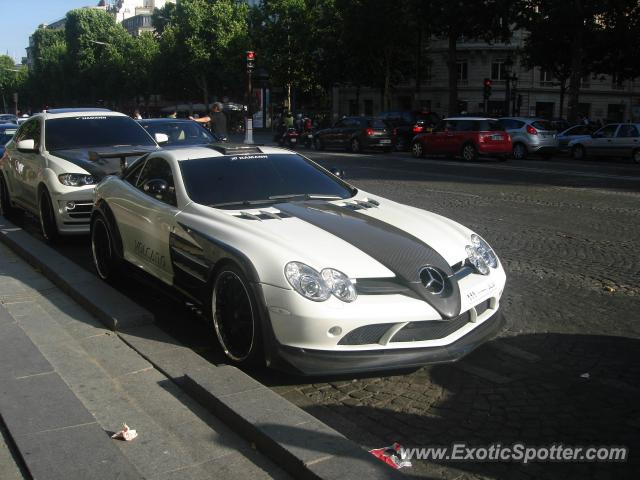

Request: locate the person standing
(191, 102), (228, 140)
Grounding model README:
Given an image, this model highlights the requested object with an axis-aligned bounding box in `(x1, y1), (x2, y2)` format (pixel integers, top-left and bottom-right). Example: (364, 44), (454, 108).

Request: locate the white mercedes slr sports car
(91, 144), (506, 375)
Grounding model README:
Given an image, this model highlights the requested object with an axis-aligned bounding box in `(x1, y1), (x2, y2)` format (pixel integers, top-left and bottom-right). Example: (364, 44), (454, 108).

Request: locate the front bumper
(272, 310), (506, 375)
(51, 188), (94, 234)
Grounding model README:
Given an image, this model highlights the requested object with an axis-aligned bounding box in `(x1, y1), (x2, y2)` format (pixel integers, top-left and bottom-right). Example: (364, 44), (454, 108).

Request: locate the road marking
(402, 158), (640, 182)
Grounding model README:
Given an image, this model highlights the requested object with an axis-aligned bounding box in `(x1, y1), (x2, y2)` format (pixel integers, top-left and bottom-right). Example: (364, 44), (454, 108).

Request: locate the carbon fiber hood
(50, 145), (157, 180)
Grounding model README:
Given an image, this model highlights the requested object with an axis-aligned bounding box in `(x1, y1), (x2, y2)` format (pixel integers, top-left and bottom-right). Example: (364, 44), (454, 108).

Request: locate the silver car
(557, 124), (596, 153)
(498, 117), (559, 160)
(569, 123), (640, 164)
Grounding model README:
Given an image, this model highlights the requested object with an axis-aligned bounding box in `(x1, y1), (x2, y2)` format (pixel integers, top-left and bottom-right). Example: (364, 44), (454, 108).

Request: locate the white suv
(0, 108), (164, 241)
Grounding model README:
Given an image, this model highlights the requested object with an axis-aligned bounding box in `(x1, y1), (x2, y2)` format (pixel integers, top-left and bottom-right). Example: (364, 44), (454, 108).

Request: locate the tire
(572, 144), (586, 160)
(512, 143), (528, 160)
(350, 138), (361, 153)
(90, 213), (121, 282)
(210, 264), (263, 367)
(411, 141), (424, 158)
(38, 188), (59, 243)
(314, 137), (325, 151)
(0, 173), (22, 219)
(461, 143), (478, 161)
(633, 149), (640, 165)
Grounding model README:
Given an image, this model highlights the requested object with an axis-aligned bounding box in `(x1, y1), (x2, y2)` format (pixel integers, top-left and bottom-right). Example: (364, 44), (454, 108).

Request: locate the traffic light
(246, 51), (255, 72)
(483, 78), (492, 99)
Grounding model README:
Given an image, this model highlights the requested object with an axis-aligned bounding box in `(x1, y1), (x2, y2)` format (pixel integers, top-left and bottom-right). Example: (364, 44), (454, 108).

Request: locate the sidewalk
(0, 242), (289, 480)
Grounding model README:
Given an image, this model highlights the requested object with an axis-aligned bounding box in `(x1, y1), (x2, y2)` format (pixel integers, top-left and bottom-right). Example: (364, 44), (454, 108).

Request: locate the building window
(491, 59), (506, 81)
(539, 70), (554, 86)
(457, 61), (468, 84)
(580, 75), (590, 89)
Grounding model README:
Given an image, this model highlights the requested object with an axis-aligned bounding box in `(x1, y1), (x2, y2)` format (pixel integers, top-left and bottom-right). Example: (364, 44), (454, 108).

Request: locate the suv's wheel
(411, 141), (424, 158)
(633, 148), (640, 165)
(38, 188), (59, 243)
(90, 213), (121, 282)
(0, 174), (22, 219)
(461, 143), (478, 161)
(350, 138), (361, 153)
(210, 264), (263, 367)
(572, 144), (586, 160)
(512, 143), (528, 160)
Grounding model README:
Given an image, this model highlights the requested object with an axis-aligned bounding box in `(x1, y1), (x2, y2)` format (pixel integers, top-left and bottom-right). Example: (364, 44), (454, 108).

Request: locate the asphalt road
(10, 149), (640, 479)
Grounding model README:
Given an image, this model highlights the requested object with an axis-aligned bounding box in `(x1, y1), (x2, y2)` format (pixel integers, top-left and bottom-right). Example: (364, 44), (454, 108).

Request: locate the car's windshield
(141, 121), (215, 145)
(46, 116), (156, 150)
(180, 153), (355, 208)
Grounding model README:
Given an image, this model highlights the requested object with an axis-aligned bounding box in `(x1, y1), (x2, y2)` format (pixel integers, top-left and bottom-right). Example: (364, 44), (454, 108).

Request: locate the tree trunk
(567, 0), (584, 123)
(447, 28), (458, 116)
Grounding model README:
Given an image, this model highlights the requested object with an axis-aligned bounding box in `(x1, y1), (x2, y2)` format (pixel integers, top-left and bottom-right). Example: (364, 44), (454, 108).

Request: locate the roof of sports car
(164, 144), (296, 161)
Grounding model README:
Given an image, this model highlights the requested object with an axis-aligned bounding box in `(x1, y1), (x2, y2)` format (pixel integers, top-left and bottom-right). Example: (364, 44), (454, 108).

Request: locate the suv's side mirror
(155, 133), (169, 144)
(143, 178), (168, 199)
(329, 167), (345, 178)
(17, 139), (36, 152)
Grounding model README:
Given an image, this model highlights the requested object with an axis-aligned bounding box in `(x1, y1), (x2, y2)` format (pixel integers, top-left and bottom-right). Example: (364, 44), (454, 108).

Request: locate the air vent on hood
(233, 210), (291, 221)
(340, 198), (380, 211)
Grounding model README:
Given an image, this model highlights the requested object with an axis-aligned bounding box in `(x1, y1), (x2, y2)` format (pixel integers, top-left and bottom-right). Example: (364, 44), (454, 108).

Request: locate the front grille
(390, 311), (471, 343)
(338, 323), (395, 345)
(474, 299), (491, 317)
(66, 202), (92, 219)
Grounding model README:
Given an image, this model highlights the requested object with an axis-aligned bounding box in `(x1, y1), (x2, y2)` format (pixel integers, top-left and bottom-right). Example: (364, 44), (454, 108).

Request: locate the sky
(0, 0), (99, 63)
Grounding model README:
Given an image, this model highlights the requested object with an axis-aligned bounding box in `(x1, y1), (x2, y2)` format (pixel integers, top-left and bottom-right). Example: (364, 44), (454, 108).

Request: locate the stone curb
(0, 215), (401, 479)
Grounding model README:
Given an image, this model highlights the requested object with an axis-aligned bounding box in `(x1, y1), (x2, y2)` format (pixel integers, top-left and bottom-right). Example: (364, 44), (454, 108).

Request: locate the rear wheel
(210, 264), (263, 367)
(350, 138), (361, 153)
(633, 149), (640, 165)
(572, 144), (586, 160)
(91, 213), (121, 282)
(411, 141), (424, 158)
(461, 143), (478, 161)
(512, 143), (528, 160)
(314, 137), (325, 151)
(0, 174), (22, 219)
(38, 188), (59, 243)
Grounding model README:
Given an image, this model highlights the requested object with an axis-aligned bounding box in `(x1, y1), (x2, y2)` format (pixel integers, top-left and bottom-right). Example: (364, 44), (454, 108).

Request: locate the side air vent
(234, 211), (291, 221)
(341, 198), (380, 210)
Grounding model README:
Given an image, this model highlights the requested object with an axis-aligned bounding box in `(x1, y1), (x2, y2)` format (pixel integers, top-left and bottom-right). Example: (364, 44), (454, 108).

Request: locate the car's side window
(455, 121), (474, 132)
(599, 125), (618, 138)
(16, 120), (41, 149)
(136, 157), (177, 207)
(616, 125), (639, 138)
(123, 158), (147, 185)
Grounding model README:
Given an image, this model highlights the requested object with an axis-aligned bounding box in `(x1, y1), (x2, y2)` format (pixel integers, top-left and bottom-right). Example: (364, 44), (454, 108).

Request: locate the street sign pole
(244, 51), (255, 144)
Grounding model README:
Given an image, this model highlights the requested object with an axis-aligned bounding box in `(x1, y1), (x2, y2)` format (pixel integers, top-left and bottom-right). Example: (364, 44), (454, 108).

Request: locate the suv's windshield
(141, 121), (216, 145)
(180, 153), (355, 208)
(46, 116), (156, 150)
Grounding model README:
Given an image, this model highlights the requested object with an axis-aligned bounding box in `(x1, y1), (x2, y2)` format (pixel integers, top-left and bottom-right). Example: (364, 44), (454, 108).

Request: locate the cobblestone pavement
(8, 151), (640, 479)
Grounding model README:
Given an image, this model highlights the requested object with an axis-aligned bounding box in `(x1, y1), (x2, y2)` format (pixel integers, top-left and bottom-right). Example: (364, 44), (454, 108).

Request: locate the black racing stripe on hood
(277, 201), (461, 318)
(50, 146), (155, 180)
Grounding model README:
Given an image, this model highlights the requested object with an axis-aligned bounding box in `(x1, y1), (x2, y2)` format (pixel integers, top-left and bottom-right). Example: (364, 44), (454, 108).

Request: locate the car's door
(324, 119), (344, 147)
(590, 124), (619, 156)
(423, 121), (447, 155)
(7, 119), (42, 210)
(115, 156), (180, 284)
(440, 119), (458, 154)
(340, 118), (360, 147)
(614, 124), (639, 158)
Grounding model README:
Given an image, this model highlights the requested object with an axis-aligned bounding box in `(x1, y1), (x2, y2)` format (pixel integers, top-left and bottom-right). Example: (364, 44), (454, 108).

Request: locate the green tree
(430, 0), (514, 115)
(27, 27), (68, 108)
(0, 55), (25, 113)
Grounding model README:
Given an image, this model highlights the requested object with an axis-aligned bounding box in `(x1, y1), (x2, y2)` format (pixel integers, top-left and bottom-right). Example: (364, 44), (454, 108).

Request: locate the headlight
(321, 268), (357, 302)
(465, 234), (498, 275)
(58, 173), (95, 186)
(284, 262), (357, 302)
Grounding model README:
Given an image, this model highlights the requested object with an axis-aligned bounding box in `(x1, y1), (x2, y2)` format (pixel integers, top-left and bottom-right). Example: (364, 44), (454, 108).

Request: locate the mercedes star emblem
(419, 266), (446, 294)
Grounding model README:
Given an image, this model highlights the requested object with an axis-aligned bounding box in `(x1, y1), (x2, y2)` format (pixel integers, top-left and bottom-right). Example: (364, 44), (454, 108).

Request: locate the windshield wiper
(209, 199), (277, 208)
(268, 193), (343, 201)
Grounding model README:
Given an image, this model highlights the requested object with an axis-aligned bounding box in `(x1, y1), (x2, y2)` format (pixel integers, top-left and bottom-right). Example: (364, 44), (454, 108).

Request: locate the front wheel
(632, 149), (640, 165)
(411, 141), (424, 158)
(314, 137), (325, 151)
(91, 213), (121, 282)
(210, 264), (263, 367)
(39, 188), (59, 243)
(350, 138), (361, 153)
(461, 143), (478, 161)
(512, 143), (528, 160)
(572, 145), (586, 160)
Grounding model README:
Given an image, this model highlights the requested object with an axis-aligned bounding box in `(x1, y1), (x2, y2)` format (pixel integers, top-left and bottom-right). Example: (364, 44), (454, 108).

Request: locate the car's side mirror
(329, 167), (345, 178)
(143, 178), (168, 199)
(17, 139), (36, 152)
(155, 133), (169, 144)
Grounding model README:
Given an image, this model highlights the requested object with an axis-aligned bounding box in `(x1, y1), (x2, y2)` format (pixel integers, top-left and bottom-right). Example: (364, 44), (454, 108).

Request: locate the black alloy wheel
(411, 141), (424, 158)
(91, 214), (120, 282)
(0, 174), (21, 219)
(632, 149), (640, 165)
(350, 138), (361, 153)
(39, 189), (59, 243)
(211, 266), (261, 366)
(512, 143), (528, 160)
(461, 143), (478, 161)
(572, 144), (586, 161)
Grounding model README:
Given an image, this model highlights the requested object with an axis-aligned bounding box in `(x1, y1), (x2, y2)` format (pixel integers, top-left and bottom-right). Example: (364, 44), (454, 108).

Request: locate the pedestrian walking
(191, 102), (228, 140)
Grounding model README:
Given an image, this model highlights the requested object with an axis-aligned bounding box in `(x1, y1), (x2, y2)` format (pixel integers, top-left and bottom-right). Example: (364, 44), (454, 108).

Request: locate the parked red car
(410, 117), (512, 161)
